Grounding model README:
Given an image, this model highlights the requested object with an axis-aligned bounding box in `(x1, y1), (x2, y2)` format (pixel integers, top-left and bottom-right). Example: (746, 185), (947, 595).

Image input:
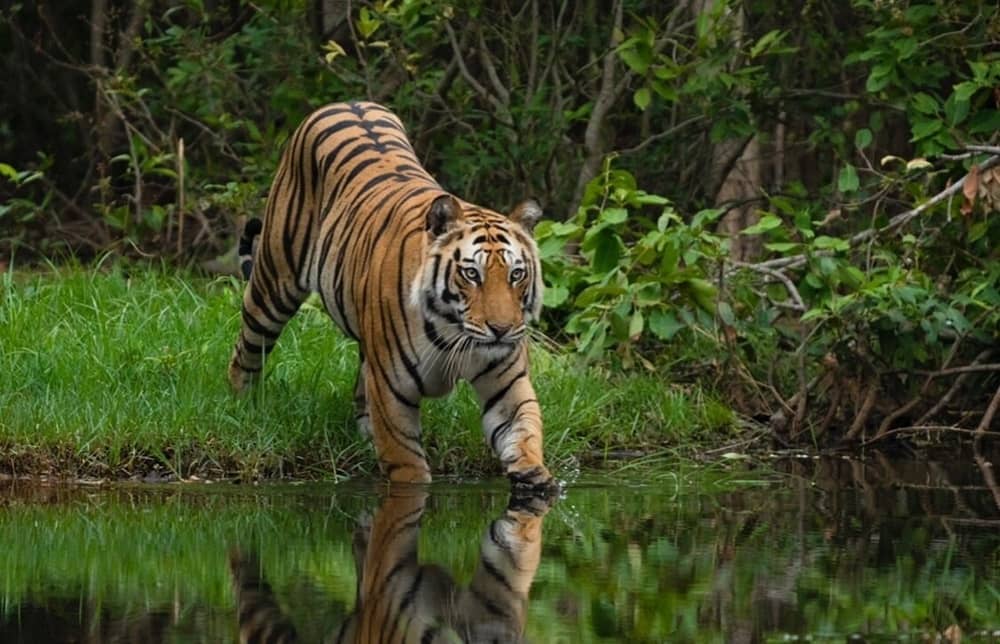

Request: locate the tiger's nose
(486, 322), (512, 339)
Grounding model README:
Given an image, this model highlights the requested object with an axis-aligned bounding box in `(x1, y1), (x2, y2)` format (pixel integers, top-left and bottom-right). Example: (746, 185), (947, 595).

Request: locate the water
(1, 454), (999, 643)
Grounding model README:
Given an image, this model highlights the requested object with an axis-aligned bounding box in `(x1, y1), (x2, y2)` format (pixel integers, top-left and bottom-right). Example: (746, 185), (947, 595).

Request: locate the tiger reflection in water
(229, 490), (552, 643)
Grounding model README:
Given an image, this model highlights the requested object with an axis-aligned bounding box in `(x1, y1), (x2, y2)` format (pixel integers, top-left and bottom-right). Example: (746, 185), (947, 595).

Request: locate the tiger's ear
(427, 194), (463, 237)
(509, 199), (543, 232)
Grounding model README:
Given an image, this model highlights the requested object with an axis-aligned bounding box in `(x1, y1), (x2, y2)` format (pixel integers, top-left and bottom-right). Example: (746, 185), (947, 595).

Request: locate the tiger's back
(229, 101), (554, 489)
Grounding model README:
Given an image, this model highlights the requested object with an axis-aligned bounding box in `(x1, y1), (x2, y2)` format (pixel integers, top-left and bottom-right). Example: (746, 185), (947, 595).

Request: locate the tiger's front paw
(385, 463), (433, 485)
(507, 465), (558, 494)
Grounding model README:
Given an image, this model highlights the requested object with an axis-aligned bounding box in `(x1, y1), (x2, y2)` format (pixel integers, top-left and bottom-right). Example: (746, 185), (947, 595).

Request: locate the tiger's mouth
(462, 323), (524, 347)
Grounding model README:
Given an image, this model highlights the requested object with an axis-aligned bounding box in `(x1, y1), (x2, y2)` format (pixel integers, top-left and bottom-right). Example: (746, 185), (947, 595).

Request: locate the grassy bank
(0, 267), (735, 481)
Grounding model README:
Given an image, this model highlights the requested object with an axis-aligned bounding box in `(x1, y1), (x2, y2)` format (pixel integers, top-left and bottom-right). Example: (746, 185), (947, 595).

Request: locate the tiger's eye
(461, 266), (480, 283)
(510, 268), (525, 282)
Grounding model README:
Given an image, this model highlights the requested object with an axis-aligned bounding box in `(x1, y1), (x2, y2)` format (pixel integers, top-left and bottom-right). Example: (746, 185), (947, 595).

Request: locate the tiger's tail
(238, 218), (263, 280)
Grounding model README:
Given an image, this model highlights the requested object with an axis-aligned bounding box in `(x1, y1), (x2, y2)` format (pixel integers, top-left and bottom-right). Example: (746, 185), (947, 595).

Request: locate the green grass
(0, 266), (735, 480)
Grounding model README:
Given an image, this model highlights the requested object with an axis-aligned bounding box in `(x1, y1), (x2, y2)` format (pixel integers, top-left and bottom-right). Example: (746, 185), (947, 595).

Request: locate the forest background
(1, 0), (998, 454)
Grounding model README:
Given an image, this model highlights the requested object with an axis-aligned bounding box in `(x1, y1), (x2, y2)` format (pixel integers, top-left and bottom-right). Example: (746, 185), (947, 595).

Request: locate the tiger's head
(415, 194), (543, 350)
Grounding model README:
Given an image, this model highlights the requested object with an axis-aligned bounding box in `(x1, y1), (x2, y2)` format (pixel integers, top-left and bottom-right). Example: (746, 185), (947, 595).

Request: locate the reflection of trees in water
(538, 454), (1000, 642)
(231, 490), (552, 643)
(2, 459), (999, 642)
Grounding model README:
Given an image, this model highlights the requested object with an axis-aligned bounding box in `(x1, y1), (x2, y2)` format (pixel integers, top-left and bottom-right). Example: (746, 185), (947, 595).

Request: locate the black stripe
(480, 557), (516, 592)
(470, 586), (510, 618)
(483, 370), (527, 415)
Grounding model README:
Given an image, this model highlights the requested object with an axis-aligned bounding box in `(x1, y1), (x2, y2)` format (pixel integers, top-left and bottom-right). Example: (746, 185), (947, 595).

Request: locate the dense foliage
(1, 0), (997, 443)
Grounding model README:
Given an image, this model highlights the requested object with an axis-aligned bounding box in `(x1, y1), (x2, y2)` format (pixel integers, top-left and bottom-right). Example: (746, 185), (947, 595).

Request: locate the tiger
(229, 489), (552, 643)
(228, 101), (553, 489)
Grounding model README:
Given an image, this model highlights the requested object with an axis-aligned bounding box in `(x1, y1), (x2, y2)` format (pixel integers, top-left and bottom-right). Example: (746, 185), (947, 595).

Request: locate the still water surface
(1, 454), (999, 643)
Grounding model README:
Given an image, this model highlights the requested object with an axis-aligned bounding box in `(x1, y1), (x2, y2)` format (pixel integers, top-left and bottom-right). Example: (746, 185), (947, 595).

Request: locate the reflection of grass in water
(0, 482), (998, 642)
(0, 267), (733, 480)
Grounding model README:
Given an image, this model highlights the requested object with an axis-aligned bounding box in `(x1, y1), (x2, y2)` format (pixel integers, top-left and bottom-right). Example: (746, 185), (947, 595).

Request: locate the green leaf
(968, 109), (1000, 135)
(968, 221), (989, 243)
(765, 242), (800, 253)
(813, 236), (850, 252)
(854, 128), (873, 150)
(0, 163), (17, 181)
(548, 222), (580, 237)
(891, 37), (917, 60)
(944, 91), (970, 126)
(633, 87), (651, 111)
(838, 164), (860, 193)
(631, 192), (669, 206)
(589, 231), (622, 273)
(600, 207), (628, 225)
(649, 78), (678, 102)
(617, 39), (651, 75)
(953, 81), (979, 103)
(684, 278), (718, 312)
(628, 311), (644, 339)
(866, 63), (894, 92)
(909, 118), (943, 142)
(649, 309), (684, 340)
(800, 308), (828, 322)
(740, 214), (782, 236)
(543, 285), (569, 308)
(749, 29), (783, 58)
(717, 301), (736, 326)
(910, 92), (939, 115)
(691, 208), (726, 228)
(356, 7), (381, 39)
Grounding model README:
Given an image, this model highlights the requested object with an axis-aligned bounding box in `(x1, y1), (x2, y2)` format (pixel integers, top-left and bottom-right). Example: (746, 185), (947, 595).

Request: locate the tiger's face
(417, 195), (543, 350)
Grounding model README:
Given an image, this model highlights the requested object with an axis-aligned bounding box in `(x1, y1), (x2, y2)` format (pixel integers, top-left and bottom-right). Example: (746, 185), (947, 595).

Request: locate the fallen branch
(877, 355), (996, 439)
(862, 425), (1000, 445)
(915, 349), (993, 427)
(915, 363), (1000, 377)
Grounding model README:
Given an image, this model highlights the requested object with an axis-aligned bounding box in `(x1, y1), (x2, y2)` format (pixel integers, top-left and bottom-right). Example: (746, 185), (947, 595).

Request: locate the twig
(476, 26), (510, 106)
(729, 260), (805, 311)
(965, 144), (1000, 155)
(977, 382), (1000, 436)
(443, 20), (512, 126)
(854, 154), (1000, 243)
(877, 354), (997, 438)
(862, 425), (1000, 445)
(975, 454), (1000, 513)
(915, 363), (1000, 376)
(616, 116), (707, 156)
(916, 349), (993, 426)
(734, 154), (1000, 275)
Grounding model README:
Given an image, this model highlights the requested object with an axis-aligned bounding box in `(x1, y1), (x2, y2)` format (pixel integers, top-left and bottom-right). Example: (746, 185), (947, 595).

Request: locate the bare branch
(977, 383), (1000, 436)
(571, 0), (626, 215)
(729, 260), (805, 311)
(476, 27), (509, 106)
(732, 154), (1000, 276)
(616, 116), (706, 156)
(444, 20), (512, 126)
(855, 154), (1000, 243)
(915, 363), (1000, 377)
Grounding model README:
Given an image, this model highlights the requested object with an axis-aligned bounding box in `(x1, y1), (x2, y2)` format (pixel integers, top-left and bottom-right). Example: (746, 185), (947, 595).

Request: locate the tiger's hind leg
(353, 353), (373, 439)
(228, 266), (308, 392)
